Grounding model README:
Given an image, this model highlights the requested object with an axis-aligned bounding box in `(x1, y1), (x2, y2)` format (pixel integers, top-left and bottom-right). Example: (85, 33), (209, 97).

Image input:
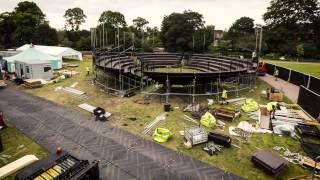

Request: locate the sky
(1, 0), (270, 31)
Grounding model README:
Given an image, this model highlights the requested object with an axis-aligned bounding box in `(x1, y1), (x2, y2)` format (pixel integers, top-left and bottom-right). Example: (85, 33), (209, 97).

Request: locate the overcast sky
(1, 0), (270, 30)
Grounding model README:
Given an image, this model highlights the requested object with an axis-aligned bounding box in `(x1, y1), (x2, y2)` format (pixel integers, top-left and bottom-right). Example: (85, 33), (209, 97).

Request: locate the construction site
(0, 1), (320, 179)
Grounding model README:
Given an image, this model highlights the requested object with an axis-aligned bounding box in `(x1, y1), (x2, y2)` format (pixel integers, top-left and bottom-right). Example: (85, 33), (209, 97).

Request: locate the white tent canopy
(17, 44), (83, 61)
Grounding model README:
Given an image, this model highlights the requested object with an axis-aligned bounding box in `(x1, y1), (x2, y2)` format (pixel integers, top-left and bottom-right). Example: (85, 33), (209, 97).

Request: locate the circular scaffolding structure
(93, 49), (256, 97)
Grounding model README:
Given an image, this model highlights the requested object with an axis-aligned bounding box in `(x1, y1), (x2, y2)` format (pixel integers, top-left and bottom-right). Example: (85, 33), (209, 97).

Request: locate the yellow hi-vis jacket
(222, 90), (228, 99)
(267, 102), (278, 112)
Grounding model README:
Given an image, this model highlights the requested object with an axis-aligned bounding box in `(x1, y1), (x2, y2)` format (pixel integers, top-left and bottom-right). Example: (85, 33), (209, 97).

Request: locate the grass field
(0, 125), (48, 179)
(265, 60), (320, 78)
(21, 58), (313, 179)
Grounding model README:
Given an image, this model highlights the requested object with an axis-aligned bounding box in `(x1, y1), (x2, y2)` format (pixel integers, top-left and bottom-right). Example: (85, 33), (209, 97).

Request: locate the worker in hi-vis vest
(221, 89), (228, 104)
(252, 51), (257, 61)
(86, 66), (90, 76)
(274, 68), (279, 81)
(267, 101), (278, 129)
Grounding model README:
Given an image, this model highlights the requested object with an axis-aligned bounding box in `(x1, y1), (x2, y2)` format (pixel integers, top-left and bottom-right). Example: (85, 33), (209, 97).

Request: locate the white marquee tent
(17, 44), (83, 61)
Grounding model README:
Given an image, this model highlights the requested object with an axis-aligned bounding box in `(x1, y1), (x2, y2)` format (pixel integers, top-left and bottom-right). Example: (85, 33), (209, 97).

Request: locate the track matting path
(0, 86), (239, 180)
(260, 74), (300, 103)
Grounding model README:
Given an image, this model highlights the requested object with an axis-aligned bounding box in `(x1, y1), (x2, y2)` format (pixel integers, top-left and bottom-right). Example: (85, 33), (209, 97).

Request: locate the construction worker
(86, 66), (90, 76)
(267, 101), (278, 130)
(221, 89), (228, 105)
(252, 51), (257, 61)
(274, 68), (279, 81)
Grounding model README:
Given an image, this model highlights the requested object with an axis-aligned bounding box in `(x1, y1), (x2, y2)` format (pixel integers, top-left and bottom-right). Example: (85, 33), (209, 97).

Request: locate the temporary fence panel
(277, 66), (290, 81)
(289, 70), (308, 87)
(309, 76), (320, 95)
(298, 86), (320, 119)
(264, 63), (275, 75)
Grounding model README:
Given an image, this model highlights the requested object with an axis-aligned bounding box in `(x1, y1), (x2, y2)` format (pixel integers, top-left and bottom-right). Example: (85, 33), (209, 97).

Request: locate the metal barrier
(298, 86), (320, 119)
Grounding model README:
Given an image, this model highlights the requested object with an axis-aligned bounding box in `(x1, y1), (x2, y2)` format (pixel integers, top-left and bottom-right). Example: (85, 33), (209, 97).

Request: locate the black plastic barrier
(289, 70), (308, 87)
(309, 76), (320, 95)
(298, 86), (320, 119)
(264, 63), (275, 75)
(277, 66), (290, 81)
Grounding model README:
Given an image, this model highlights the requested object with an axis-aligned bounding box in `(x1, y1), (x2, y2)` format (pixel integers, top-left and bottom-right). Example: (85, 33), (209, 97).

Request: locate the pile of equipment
(24, 81), (43, 89)
(203, 142), (224, 156)
(15, 152), (99, 180)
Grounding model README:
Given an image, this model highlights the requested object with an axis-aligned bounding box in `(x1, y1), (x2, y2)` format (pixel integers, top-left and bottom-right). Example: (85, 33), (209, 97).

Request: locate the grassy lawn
(265, 60), (320, 78)
(155, 67), (201, 73)
(0, 125), (48, 179)
(21, 58), (313, 179)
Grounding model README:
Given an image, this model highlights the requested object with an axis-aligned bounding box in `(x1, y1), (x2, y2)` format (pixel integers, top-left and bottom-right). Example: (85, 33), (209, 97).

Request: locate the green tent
(4, 47), (62, 72)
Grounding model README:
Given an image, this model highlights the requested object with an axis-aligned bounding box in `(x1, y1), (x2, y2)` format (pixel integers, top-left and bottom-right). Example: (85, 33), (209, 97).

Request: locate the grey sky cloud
(1, 0), (270, 30)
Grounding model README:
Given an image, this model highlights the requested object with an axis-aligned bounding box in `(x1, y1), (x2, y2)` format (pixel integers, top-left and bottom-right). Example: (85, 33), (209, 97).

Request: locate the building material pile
(62, 87), (88, 98)
(183, 114), (199, 125)
(143, 112), (167, 135)
(226, 98), (246, 105)
(183, 104), (200, 112)
(24, 81), (43, 89)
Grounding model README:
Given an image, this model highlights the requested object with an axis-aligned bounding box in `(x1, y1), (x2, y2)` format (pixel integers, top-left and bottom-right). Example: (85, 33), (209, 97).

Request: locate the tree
(160, 10), (206, 52)
(228, 17), (254, 37)
(98, 11), (126, 28)
(296, 44), (304, 61)
(13, 12), (38, 45)
(0, 12), (16, 48)
(264, 0), (320, 27)
(64, 8), (86, 31)
(263, 0), (320, 58)
(132, 17), (149, 31)
(33, 23), (58, 45)
(14, 1), (45, 25)
(223, 17), (255, 51)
